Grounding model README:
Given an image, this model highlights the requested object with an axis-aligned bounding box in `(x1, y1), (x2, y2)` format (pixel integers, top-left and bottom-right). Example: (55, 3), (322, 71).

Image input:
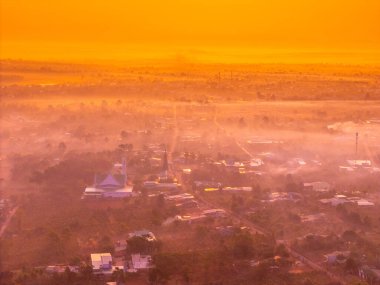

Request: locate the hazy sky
(1, 0), (380, 61)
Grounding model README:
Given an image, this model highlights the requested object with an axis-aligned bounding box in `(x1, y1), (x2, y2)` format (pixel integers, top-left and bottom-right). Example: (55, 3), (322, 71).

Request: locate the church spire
(162, 146), (169, 172)
(122, 157), (127, 185)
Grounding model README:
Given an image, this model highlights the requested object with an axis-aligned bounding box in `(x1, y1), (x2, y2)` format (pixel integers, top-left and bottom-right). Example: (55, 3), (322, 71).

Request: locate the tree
(274, 244), (289, 257)
(111, 268), (125, 283)
(345, 257), (359, 274)
(78, 264), (94, 282)
(231, 232), (254, 259)
(342, 230), (359, 242)
(120, 130), (129, 140)
(58, 142), (67, 153)
(251, 262), (269, 281)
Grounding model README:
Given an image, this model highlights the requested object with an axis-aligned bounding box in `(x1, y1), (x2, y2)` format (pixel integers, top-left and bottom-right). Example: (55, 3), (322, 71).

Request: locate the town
(1, 77), (380, 284)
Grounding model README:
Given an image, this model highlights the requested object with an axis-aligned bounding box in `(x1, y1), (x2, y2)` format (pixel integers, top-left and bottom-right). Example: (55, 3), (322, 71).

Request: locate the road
(167, 108), (347, 284)
(213, 110), (253, 159)
(0, 206), (18, 238)
(168, 105), (178, 170)
(211, 109), (347, 284)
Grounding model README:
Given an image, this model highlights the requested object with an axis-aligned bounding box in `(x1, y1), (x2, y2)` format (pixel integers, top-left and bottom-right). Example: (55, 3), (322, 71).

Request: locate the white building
(304, 182), (331, 192)
(91, 253), (113, 271)
(347, 160), (371, 167)
(127, 254), (153, 272)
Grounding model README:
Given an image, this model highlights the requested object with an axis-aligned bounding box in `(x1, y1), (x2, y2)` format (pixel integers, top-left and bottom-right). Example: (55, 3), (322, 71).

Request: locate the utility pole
(355, 132), (359, 157)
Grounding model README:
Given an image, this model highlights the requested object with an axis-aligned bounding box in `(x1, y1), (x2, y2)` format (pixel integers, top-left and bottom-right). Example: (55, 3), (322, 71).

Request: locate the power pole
(355, 132), (359, 157)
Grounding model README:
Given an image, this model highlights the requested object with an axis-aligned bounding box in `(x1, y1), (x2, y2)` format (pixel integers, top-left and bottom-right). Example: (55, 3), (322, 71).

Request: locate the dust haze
(1, 60), (380, 284)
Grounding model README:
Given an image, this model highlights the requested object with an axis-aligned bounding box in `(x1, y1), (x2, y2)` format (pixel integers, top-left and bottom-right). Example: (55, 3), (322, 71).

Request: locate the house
(91, 253), (113, 271)
(180, 214), (207, 223)
(357, 199), (375, 206)
(176, 200), (199, 209)
(300, 213), (325, 222)
(303, 182), (331, 192)
(222, 186), (252, 192)
(320, 195), (352, 206)
(324, 251), (350, 265)
(290, 158), (306, 166)
(127, 254), (154, 272)
(83, 160), (134, 199)
(165, 193), (194, 202)
(153, 182), (181, 190)
(194, 180), (222, 191)
(202, 208), (227, 218)
(249, 158), (264, 168)
(128, 230), (156, 242)
(222, 159), (244, 168)
(215, 226), (236, 236)
(359, 266), (380, 284)
(347, 160), (372, 167)
(264, 192), (302, 202)
(46, 265), (79, 274)
(221, 159), (245, 173)
(143, 181), (159, 188)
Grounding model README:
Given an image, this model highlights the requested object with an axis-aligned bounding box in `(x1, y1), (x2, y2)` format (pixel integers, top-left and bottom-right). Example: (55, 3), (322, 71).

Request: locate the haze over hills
(1, 59), (380, 102)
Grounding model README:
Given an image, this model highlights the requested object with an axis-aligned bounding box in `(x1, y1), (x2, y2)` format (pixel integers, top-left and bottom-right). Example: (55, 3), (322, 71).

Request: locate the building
(158, 147), (171, 182)
(202, 208), (227, 218)
(127, 254), (153, 272)
(222, 186), (252, 192)
(359, 266), (380, 284)
(249, 158), (264, 168)
(91, 253), (113, 271)
(83, 159), (133, 199)
(304, 182), (331, 192)
(347, 160), (371, 167)
(324, 251), (350, 265)
(46, 265), (79, 274)
(144, 147), (180, 190)
(128, 230), (156, 242)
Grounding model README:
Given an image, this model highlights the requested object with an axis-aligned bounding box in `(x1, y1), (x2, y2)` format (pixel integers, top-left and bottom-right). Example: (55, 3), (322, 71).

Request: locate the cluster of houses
(340, 159), (380, 173)
(76, 133), (380, 284)
(212, 157), (264, 175)
(320, 194), (375, 207)
(263, 192), (302, 203)
(45, 230), (157, 277)
(159, 191), (228, 224)
(163, 208), (227, 225)
(90, 230), (156, 275)
(193, 180), (254, 193)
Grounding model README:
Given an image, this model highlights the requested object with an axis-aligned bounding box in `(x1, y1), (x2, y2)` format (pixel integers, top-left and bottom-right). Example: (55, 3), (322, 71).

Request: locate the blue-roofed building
(82, 159), (134, 199)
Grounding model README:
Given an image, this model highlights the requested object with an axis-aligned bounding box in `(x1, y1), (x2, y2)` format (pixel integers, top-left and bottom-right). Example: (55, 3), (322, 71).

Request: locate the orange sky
(1, 0), (380, 62)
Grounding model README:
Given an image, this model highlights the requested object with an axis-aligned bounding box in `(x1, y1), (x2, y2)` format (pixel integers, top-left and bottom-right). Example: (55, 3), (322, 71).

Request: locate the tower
(162, 146), (169, 173)
(355, 132), (359, 156)
(122, 158), (127, 185)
